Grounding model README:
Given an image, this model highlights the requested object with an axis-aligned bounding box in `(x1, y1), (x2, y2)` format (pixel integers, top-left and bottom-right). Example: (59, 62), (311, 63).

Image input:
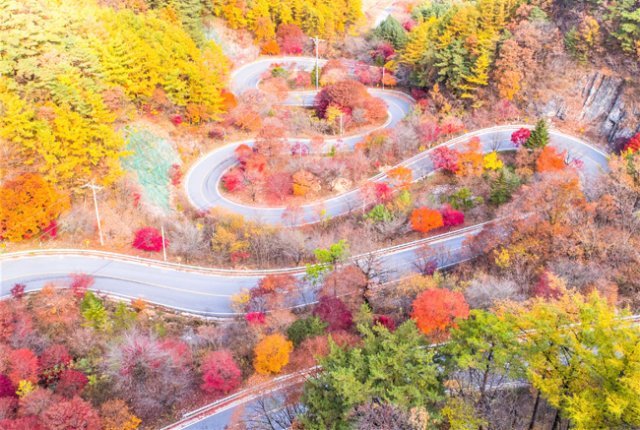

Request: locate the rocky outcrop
(541, 70), (639, 149)
(579, 72), (639, 146)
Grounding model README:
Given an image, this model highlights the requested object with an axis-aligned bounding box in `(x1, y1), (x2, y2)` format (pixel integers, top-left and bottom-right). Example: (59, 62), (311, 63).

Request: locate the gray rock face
(577, 71), (639, 147)
(540, 70), (639, 149)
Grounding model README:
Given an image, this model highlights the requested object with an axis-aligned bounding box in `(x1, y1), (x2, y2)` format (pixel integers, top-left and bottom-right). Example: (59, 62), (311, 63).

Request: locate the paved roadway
(0, 226), (474, 316)
(1, 57), (609, 316)
(0, 56), (611, 429)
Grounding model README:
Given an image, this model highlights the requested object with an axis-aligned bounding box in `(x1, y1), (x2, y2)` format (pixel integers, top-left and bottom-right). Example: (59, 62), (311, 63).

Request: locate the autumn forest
(1, 0), (640, 429)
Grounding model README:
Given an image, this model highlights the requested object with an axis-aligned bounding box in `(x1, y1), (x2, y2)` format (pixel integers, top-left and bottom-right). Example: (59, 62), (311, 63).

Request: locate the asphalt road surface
(0, 56), (611, 430)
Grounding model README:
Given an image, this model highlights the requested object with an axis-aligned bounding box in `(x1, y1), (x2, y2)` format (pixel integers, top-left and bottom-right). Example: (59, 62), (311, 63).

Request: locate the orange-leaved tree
(536, 146), (566, 173)
(253, 333), (293, 374)
(410, 207), (444, 233)
(0, 173), (69, 242)
(411, 288), (469, 340)
(387, 166), (413, 190)
(457, 138), (484, 177)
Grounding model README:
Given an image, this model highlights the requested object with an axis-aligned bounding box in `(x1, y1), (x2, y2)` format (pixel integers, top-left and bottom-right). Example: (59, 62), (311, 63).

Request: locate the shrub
(9, 284), (24, 300)
(170, 115), (183, 126)
(313, 296), (353, 331)
(287, 317), (327, 347)
(200, 350), (242, 395)
(410, 208), (444, 233)
(440, 206), (465, 227)
(132, 227), (164, 252)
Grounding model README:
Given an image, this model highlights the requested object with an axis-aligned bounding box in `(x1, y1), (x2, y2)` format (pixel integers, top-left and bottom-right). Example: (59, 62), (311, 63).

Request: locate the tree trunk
(551, 409), (561, 430)
(527, 390), (541, 430)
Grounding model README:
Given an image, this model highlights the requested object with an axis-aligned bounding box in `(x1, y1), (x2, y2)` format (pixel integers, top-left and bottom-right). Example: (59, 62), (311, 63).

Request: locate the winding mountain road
(0, 57), (609, 318)
(0, 56), (612, 430)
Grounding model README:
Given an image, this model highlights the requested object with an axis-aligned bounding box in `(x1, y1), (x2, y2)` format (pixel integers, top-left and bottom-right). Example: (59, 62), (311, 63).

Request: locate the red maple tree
(40, 344), (72, 382)
(7, 348), (39, 385)
(221, 168), (245, 193)
(55, 369), (88, 398)
(276, 24), (305, 54)
(42, 396), (101, 430)
(200, 350), (242, 395)
(69, 273), (94, 299)
(440, 205), (465, 227)
(0, 375), (15, 398)
(623, 132), (640, 153)
(132, 227), (165, 252)
(511, 128), (531, 147)
(313, 296), (353, 332)
(430, 146), (460, 174)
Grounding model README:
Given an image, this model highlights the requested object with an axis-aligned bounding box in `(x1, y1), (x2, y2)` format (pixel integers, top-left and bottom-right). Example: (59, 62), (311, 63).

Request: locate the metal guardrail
(0, 222), (487, 277)
(159, 367), (320, 430)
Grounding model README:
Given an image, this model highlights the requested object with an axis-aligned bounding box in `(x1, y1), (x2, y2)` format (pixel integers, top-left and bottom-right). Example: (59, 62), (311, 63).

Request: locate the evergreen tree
(526, 119), (550, 149)
(374, 15), (408, 49)
(610, 0), (640, 57)
(489, 167), (521, 205)
(286, 316), (327, 346)
(301, 321), (443, 428)
(81, 292), (110, 331)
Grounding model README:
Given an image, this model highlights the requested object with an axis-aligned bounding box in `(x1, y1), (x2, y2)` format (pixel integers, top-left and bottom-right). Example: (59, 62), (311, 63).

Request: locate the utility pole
(82, 182), (104, 246)
(161, 224), (167, 261)
(382, 66), (385, 91)
(312, 36), (324, 91)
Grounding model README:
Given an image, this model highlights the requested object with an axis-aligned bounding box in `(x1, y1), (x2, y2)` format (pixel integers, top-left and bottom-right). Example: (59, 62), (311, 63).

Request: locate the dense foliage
(0, 173), (69, 242)
(0, 0), (228, 189)
(301, 290), (640, 429)
(302, 321), (443, 429)
(211, 0), (362, 40)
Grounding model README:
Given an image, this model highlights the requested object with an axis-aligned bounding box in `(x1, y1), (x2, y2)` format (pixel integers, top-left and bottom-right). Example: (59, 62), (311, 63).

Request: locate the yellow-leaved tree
(0, 0), (229, 189)
(253, 333), (293, 374)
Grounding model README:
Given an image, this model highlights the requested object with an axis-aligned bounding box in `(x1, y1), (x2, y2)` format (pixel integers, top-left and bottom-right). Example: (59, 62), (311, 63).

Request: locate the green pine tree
(374, 15), (408, 49)
(489, 168), (521, 205)
(526, 119), (550, 149)
(300, 321), (443, 428)
(81, 291), (111, 331)
(286, 316), (327, 346)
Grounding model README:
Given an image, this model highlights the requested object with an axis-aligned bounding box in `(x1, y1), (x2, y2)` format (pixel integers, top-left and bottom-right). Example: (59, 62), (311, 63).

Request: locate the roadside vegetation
(1, 0), (639, 428)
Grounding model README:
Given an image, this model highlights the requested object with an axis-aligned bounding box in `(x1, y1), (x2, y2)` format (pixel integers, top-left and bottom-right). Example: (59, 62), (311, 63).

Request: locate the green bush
(287, 316), (328, 347)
